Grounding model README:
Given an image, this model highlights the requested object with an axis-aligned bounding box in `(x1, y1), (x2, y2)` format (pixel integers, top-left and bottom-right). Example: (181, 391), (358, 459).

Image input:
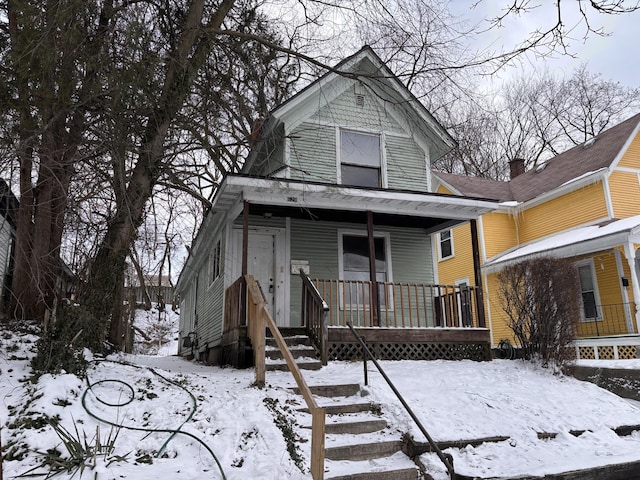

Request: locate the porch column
(242, 200), (249, 276)
(367, 211), (381, 327)
(470, 219), (486, 328)
(623, 241), (640, 332)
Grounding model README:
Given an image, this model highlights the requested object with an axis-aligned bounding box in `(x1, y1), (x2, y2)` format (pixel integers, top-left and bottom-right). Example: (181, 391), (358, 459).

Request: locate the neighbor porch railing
(577, 302), (637, 338)
(312, 279), (485, 329)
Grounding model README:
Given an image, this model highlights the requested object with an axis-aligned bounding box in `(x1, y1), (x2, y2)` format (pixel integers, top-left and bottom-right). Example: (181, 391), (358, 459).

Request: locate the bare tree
(1, 0), (638, 351)
(497, 257), (581, 366)
(434, 65), (640, 179)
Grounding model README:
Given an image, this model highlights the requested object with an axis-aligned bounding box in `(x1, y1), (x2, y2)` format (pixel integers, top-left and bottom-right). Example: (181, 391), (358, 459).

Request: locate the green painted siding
(386, 134), (427, 191)
(311, 88), (403, 133)
(289, 123), (336, 183)
(288, 218), (434, 325)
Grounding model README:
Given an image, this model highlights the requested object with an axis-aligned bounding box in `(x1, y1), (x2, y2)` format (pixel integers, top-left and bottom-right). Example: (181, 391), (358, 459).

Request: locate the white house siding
(178, 216), (228, 355)
(288, 218), (434, 325)
(0, 217), (12, 295)
(385, 134), (427, 191)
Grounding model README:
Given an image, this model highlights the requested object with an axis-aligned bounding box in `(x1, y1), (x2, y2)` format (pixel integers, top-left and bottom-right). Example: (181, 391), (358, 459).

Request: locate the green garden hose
(82, 359), (227, 480)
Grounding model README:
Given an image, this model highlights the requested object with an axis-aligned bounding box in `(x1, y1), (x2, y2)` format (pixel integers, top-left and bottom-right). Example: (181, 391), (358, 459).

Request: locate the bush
(31, 305), (106, 377)
(497, 257), (580, 366)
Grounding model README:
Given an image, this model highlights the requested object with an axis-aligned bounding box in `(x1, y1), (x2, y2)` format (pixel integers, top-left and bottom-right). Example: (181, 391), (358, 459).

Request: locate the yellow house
(433, 113), (640, 359)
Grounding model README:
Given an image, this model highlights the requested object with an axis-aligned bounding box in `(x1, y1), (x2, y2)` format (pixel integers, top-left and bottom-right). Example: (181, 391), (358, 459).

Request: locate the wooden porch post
(242, 200), (249, 275)
(367, 211), (381, 327)
(470, 219), (486, 328)
(240, 201), (249, 328)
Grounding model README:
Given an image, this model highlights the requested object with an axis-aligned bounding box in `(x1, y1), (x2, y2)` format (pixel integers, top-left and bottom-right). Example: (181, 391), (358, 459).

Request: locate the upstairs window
(439, 230), (453, 260)
(340, 130), (381, 188)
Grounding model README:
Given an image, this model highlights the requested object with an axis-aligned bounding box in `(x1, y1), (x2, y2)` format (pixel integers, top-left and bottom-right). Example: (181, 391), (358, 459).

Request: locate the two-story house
(433, 113), (640, 360)
(176, 47), (498, 367)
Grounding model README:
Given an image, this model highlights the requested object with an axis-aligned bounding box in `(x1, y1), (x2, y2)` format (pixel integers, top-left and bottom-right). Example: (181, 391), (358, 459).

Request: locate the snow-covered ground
(4, 317), (640, 480)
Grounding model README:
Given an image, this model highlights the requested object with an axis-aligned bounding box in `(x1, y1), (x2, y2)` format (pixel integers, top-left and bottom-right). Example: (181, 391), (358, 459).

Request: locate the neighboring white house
(0, 179), (17, 313)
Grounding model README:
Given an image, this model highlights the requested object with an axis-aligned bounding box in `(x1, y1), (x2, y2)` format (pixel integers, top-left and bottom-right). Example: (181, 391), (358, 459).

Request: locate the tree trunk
(80, 0), (236, 349)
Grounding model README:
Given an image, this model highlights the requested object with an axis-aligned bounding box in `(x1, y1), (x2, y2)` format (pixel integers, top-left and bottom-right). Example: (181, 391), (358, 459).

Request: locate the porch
(221, 273), (491, 367)
(577, 302), (638, 338)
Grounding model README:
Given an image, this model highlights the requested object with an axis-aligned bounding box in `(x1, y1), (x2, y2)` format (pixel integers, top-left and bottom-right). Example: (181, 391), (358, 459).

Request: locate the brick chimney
(509, 158), (526, 179)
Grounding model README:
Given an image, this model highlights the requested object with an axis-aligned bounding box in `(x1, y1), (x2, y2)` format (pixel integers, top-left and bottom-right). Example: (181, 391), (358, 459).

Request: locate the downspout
(623, 241), (640, 333)
(470, 219), (486, 328)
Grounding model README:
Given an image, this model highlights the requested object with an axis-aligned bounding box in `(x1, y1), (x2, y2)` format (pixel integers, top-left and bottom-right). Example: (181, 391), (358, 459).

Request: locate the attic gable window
(340, 130), (381, 188)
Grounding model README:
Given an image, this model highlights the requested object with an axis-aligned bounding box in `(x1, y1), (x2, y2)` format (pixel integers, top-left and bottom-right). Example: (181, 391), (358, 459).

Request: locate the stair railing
(300, 271), (329, 365)
(346, 321), (456, 480)
(245, 275), (326, 480)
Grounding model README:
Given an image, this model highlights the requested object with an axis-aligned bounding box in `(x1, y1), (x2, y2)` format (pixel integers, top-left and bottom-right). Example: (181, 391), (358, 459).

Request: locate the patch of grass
(18, 419), (128, 479)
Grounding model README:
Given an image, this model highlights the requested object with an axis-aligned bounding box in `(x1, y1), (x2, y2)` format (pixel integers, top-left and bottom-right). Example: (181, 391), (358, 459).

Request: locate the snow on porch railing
(244, 275), (326, 480)
(312, 279), (485, 329)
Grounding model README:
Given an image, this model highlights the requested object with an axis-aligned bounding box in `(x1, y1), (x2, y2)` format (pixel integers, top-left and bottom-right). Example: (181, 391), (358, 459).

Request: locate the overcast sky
(452, 1), (640, 88)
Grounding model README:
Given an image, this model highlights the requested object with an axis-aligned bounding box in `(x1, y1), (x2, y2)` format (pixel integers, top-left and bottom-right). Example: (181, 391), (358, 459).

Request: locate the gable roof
(434, 112), (640, 204)
(243, 46), (456, 172)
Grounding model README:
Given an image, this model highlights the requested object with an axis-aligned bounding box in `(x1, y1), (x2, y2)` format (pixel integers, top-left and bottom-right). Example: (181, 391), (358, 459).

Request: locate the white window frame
(336, 128), (387, 188)
(337, 229), (393, 310)
(575, 258), (602, 323)
(438, 229), (454, 261)
(208, 240), (221, 288)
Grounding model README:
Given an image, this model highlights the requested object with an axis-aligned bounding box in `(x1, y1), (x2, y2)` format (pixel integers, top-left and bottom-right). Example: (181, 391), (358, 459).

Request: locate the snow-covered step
(324, 451), (420, 480)
(325, 438), (404, 461)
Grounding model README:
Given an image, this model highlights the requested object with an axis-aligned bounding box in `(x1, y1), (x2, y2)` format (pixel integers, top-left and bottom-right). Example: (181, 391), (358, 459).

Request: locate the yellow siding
(437, 223), (476, 286)
(484, 272), (516, 347)
(517, 181), (608, 243)
(617, 131), (640, 168)
(609, 170), (640, 219)
(481, 212), (518, 259)
(437, 184), (454, 195)
(574, 251), (628, 336)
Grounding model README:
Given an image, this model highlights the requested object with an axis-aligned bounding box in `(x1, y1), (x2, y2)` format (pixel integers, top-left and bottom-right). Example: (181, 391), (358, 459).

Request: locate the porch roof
(211, 174), (498, 231)
(483, 215), (640, 273)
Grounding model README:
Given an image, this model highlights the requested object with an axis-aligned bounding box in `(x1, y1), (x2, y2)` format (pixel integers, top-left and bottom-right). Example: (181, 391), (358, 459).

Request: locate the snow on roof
(485, 215), (640, 270)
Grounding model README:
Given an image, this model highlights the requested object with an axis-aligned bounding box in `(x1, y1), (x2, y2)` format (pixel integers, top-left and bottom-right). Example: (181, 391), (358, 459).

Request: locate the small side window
(209, 240), (221, 286)
(439, 230), (453, 260)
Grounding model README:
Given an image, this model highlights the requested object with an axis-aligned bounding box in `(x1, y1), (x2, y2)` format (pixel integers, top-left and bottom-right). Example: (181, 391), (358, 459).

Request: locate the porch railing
(312, 279), (485, 329)
(224, 275), (247, 332)
(300, 272), (329, 365)
(578, 302), (637, 338)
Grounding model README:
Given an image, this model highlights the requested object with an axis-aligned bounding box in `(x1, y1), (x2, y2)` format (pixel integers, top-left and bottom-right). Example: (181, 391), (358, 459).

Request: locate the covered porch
(216, 174), (497, 366)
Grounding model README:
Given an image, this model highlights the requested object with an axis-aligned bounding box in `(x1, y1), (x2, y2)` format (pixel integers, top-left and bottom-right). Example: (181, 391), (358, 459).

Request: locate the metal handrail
(346, 321), (456, 480)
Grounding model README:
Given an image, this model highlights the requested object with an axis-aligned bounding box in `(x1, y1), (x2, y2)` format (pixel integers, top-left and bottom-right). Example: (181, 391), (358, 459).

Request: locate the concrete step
(298, 402), (381, 415)
(324, 451), (419, 479)
(325, 439), (404, 461)
(265, 359), (322, 371)
(326, 467), (419, 480)
(324, 419), (388, 435)
(290, 383), (360, 398)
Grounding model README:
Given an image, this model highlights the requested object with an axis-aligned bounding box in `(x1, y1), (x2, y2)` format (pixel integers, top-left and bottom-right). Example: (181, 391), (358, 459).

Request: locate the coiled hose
(82, 359), (227, 480)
